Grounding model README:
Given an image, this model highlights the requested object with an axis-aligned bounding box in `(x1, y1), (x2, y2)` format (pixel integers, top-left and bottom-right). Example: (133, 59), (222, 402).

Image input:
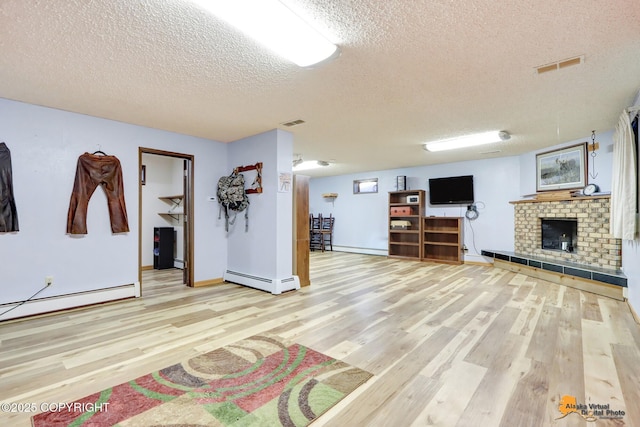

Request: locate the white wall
(309, 156), (521, 261)
(623, 242), (640, 315)
(226, 129), (294, 280)
(0, 98), (227, 309)
(519, 130), (614, 195)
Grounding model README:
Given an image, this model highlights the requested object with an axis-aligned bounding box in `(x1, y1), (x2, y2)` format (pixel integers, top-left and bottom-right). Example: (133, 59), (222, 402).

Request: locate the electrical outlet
(45, 276), (54, 287)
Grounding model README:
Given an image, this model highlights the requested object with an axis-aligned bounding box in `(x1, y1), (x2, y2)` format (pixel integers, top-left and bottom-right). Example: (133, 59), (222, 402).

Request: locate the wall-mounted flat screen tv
(428, 175), (474, 205)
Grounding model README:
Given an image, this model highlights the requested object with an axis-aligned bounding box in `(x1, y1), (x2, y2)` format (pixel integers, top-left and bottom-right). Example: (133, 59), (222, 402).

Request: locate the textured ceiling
(1, 0), (639, 177)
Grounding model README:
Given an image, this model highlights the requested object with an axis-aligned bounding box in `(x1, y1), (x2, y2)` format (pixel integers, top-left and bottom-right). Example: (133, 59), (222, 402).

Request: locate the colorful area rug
(32, 334), (372, 426)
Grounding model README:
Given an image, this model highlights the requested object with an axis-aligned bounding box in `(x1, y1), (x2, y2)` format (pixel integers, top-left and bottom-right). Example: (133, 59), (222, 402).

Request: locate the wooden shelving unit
(388, 190), (425, 260)
(422, 216), (464, 264)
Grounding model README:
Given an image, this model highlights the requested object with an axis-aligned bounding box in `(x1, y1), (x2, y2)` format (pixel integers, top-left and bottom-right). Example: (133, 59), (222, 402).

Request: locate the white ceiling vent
(535, 55), (584, 74)
(281, 119), (306, 127)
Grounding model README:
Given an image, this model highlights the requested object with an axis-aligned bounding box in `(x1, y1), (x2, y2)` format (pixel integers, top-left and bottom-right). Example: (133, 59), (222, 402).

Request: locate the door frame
(138, 147), (195, 289)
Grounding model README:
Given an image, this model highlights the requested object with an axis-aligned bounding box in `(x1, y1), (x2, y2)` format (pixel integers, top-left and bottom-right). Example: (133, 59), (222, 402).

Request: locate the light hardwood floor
(1, 252), (639, 426)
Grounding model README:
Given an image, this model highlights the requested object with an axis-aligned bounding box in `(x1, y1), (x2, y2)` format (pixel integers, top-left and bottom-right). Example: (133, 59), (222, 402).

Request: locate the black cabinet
(153, 227), (174, 269)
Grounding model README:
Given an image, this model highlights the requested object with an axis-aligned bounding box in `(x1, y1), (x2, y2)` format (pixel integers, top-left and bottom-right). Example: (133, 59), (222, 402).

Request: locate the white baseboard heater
(223, 270), (300, 295)
(0, 282), (141, 321)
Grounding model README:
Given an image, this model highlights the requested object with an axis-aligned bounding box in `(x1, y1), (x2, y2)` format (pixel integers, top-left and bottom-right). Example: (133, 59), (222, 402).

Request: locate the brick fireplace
(513, 196), (622, 271)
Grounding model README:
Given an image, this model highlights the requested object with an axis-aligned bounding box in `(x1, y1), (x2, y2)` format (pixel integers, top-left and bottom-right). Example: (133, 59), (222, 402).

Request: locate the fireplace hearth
(484, 195), (626, 301)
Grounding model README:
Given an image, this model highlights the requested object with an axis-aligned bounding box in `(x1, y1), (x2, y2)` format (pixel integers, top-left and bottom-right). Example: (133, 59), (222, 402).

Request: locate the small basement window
(353, 178), (378, 194)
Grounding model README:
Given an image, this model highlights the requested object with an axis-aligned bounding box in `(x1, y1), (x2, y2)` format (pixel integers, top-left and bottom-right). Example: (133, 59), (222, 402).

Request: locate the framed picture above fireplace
(536, 143), (587, 192)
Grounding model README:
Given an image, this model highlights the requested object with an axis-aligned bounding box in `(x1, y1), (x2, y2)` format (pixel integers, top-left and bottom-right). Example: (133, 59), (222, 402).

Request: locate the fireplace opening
(541, 218), (578, 252)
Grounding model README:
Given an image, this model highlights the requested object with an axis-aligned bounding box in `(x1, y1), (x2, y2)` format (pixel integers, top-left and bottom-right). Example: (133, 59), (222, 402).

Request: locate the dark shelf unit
(153, 227), (175, 269)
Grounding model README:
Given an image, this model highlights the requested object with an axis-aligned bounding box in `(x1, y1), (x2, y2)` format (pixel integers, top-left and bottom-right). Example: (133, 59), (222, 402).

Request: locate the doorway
(138, 147), (194, 290)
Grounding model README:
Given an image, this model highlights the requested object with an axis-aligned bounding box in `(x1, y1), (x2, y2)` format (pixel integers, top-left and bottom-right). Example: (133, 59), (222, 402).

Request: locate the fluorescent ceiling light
(197, 0), (338, 67)
(423, 130), (510, 152)
(293, 160), (329, 171)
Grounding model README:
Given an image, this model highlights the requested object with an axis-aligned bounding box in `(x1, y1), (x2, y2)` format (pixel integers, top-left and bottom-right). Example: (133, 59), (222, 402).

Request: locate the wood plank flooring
(1, 252), (639, 426)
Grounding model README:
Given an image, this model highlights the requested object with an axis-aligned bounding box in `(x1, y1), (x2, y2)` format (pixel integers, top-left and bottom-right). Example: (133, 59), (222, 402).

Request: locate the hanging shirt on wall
(0, 142), (19, 232)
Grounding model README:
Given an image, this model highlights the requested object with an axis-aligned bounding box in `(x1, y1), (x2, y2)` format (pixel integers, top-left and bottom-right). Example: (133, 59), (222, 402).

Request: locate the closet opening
(138, 147), (194, 290)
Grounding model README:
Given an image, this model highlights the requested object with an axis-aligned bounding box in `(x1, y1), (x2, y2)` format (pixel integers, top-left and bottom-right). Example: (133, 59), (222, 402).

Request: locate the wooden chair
(309, 214), (324, 251)
(320, 214), (334, 251)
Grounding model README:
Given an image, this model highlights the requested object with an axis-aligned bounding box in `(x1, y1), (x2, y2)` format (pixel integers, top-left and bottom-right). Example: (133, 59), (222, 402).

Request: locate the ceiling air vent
(281, 119), (306, 127)
(535, 55), (584, 74)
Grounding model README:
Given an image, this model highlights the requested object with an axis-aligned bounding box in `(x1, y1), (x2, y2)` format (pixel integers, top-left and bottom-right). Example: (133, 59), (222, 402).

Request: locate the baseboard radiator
(0, 282), (141, 322)
(223, 270), (300, 295)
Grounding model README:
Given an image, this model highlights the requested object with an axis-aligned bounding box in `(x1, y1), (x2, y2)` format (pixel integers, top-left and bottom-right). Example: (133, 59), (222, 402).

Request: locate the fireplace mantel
(509, 194), (610, 204)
